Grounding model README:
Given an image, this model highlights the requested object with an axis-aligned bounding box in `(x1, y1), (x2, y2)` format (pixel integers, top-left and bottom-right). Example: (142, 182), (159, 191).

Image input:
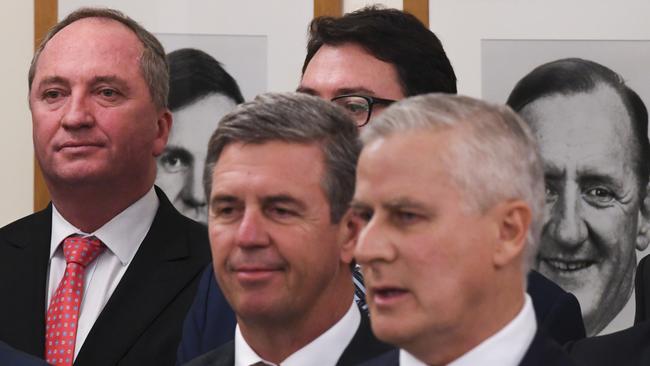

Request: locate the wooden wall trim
(314, 0), (342, 18)
(33, 0), (57, 211)
(404, 0), (429, 28)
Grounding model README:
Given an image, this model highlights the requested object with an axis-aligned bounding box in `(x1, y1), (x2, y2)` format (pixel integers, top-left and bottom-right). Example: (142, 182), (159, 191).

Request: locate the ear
(152, 108), (173, 157)
(637, 184), (650, 251)
(492, 200), (531, 268)
(338, 209), (361, 265)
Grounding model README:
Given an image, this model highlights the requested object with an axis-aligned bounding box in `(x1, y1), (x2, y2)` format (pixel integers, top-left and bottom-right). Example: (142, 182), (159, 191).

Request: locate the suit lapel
(337, 310), (394, 366)
(0, 206), (52, 357)
(75, 191), (206, 365)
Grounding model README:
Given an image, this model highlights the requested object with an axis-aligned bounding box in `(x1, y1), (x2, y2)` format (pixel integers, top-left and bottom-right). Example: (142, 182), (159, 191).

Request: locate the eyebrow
(544, 163), (624, 190)
(262, 194), (307, 211)
(295, 86), (378, 98)
(33, 75), (131, 92)
(34, 76), (69, 90)
(92, 75), (131, 92)
(382, 197), (430, 213)
(162, 146), (193, 160)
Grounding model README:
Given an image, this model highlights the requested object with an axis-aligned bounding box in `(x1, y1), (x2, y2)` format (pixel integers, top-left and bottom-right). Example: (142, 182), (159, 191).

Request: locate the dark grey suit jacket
(183, 310), (393, 366)
(0, 187), (211, 366)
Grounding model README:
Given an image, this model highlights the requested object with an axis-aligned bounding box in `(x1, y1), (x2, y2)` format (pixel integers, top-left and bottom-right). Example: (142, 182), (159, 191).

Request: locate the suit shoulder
(183, 341), (234, 366)
(0, 207), (50, 245)
(569, 322), (650, 365)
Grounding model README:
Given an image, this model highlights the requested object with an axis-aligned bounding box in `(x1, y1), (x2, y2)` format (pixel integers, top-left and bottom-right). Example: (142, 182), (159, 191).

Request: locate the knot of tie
(62, 235), (105, 267)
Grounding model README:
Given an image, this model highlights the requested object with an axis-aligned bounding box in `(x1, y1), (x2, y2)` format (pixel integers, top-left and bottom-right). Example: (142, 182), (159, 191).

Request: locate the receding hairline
(32, 17), (144, 79)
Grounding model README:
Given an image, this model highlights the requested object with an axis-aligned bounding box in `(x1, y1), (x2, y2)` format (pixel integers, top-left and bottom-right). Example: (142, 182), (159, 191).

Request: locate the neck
(238, 277), (354, 364)
(49, 179), (153, 233)
(414, 273), (525, 366)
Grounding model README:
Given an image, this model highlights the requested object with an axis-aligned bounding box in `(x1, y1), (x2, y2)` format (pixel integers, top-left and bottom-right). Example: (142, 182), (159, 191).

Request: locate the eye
(42, 89), (66, 103)
(545, 186), (558, 203)
(583, 186), (616, 206)
(266, 205), (297, 219)
(210, 204), (241, 222)
(95, 87), (123, 104)
(391, 210), (422, 226)
(159, 149), (192, 173)
(352, 207), (373, 224)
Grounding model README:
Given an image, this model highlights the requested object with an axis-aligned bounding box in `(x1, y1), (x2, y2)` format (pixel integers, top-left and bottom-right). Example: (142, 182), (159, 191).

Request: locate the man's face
(156, 94), (236, 223)
(521, 85), (645, 334)
(29, 18), (169, 190)
(209, 141), (355, 325)
(353, 130), (500, 356)
(298, 42), (405, 105)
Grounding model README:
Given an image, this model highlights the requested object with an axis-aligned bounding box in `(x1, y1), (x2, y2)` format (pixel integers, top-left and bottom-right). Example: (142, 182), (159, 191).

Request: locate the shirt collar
(50, 186), (159, 265)
(400, 294), (537, 366)
(235, 301), (361, 366)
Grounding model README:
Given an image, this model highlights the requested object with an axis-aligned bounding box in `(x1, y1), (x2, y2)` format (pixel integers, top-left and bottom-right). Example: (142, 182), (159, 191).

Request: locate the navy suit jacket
(177, 268), (584, 364)
(182, 309), (392, 366)
(568, 319), (650, 366)
(0, 341), (49, 366)
(358, 328), (575, 366)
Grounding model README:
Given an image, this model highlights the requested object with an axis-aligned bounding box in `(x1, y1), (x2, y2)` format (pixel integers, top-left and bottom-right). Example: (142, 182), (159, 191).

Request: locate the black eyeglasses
(331, 94), (396, 127)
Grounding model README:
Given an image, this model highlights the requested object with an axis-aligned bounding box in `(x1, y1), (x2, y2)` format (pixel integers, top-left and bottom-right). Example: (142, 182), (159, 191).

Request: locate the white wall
(429, 0), (650, 97)
(344, 0), (402, 13)
(0, 2), (34, 226)
(60, 0), (313, 93)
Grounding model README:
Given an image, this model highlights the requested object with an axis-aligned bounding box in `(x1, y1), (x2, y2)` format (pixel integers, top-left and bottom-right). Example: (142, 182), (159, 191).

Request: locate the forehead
(34, 17), (143, 82)
(522, 86), (639, 172)
(170, 94), (237, 151)
(356, 129), (461, 202)
(212, 141), (326, 196)
(300, 42), (404, 100)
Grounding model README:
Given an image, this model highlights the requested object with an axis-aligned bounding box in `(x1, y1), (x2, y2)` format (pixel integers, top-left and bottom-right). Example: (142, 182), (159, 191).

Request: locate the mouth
(231, 265), (284, 283)
(371, 286), (409, 306)
(57, 141), (104, 151)
(540, 257), (597, 272)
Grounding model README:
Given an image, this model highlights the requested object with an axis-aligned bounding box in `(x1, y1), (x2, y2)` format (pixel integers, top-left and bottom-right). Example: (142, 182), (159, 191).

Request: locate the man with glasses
(177, 6), (585, 364)
(297, 5), (456, 126)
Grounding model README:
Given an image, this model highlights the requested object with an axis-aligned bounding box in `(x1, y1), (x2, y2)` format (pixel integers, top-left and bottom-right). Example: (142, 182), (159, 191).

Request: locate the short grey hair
(362, 94), (545, 269)
(28, 7), (169, 108)
(204, 92), (360, 223)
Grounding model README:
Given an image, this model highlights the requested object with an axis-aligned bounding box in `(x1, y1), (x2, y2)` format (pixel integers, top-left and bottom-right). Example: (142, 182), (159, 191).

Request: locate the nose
(354, 215), (397, 265)
(547, 186), (588, 250)
(181, 162), (207, 209)
(236, 208), (270, 248)
(61, 92), (94, 129)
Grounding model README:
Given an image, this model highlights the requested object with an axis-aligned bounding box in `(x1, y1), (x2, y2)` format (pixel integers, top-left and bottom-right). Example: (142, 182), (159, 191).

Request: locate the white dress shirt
(234, 301), (361, 366)
(401, 294), (537, 366)
(46, 187), (159, 359)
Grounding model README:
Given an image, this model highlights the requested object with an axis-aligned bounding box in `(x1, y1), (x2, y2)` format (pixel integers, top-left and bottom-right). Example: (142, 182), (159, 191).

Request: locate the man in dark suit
(351, 94), (575, 365)
(0, 7), (209, 366)
(184, 92), (392, 366)
(177, 7), (584, 364)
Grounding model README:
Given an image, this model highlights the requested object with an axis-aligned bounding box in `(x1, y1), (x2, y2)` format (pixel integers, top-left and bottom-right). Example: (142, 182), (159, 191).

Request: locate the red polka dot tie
(45, 235), (105, 366)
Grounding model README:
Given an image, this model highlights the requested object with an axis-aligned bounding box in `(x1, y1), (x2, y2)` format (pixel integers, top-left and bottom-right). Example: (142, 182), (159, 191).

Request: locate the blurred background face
(156, 93), (236, 223)
(353, 130), (498, 356)
(521, 85), (643, 335)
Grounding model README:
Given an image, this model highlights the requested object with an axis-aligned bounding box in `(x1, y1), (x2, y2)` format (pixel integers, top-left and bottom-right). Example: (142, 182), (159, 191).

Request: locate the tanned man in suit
(0, 8), (210, 366)
(353, 94), (576, 366)
(184, 92), (392, 366)
(178, 7), (585, 363)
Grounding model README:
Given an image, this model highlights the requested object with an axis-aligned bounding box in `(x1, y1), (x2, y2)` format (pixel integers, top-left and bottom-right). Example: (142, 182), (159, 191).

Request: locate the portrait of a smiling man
(507, 57), (650, 336)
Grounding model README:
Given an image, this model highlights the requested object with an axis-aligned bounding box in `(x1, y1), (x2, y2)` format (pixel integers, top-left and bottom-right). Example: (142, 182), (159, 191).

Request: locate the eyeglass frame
(331, 94), (397, 127)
